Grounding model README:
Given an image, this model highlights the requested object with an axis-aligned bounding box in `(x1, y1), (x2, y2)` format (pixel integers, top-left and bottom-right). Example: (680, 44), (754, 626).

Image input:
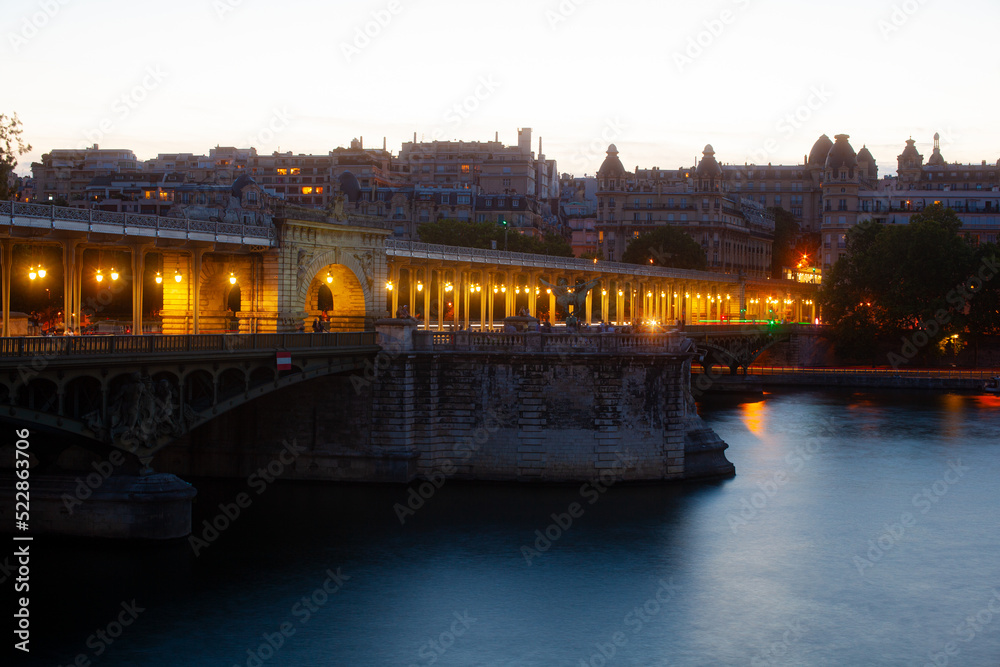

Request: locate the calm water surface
(21, 389), (1000, 666)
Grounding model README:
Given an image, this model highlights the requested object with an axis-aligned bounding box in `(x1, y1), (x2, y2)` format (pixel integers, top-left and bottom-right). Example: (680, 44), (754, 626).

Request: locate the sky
(6, 0), (1000, 178)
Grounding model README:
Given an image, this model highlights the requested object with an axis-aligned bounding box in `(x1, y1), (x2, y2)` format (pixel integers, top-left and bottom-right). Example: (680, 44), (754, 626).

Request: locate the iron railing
(0, 332), (377, 358)
(693, 365), (1000, 381)
(413, 331), (691, 354)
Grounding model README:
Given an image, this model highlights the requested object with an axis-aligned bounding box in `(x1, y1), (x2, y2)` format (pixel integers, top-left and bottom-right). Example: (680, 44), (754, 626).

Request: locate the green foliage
(417, 219), (573, 257)
(768, 207), (801, 278)
(0, 113), (31, 201)
(819, 204), (1000, 359)
(620, 226), (707, 270)
(578, 251), (602, 261)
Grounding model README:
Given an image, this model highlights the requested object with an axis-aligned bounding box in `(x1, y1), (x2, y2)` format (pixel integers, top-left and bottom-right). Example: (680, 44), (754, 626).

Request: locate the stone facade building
(29, 129), (562, 241)
(595, 144), (775, 278)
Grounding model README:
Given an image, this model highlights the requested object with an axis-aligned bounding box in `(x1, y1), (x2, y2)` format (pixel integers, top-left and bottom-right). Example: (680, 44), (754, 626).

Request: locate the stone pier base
(0, 474), (197, 540)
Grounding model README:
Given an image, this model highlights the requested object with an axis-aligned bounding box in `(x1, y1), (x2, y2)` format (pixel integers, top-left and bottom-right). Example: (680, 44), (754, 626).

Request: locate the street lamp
(96, 268), (104, 283)
(174, 270), (183, 283)
(155, 272), (163, 284)
(110, 268), (119, 281)
(229, 272), (237, 285)
(386, 280), (394, 291)
(326, 272), (333, 284)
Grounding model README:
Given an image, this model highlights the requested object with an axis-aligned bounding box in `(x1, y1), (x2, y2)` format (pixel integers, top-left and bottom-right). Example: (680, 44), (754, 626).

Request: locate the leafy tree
(819, 204), (979, 360)
(966, 242), (1000, 338)
(579, 251), (602, 261)
(768, 207), (801, 278)
(417, 219), (573, 257)
(620, 226), (707, 270)
(0, 113), (31, 201)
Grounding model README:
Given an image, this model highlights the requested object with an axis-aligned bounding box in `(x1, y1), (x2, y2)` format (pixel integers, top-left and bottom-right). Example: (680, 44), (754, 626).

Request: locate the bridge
(682, 323), (823, 374)
(0, 199), (821, 540)
(0, 322), (805, 540)
(0, 332), (378, 471)
(0, 200), (819, 341)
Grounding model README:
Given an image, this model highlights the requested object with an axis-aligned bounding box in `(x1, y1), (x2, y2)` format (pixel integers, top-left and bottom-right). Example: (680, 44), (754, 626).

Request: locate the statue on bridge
(539, 278), (602, 315)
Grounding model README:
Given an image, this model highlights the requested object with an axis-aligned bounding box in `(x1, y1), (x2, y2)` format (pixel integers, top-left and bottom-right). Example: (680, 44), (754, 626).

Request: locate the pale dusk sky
(6, 0), (999, 177)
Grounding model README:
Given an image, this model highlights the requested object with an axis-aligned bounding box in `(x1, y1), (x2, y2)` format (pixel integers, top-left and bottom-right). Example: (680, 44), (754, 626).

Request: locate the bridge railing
(0, 200), (275, 245)
(0, 332), (377, 358)
(415, 331), (690, 354)
(683, 323), (826, 336)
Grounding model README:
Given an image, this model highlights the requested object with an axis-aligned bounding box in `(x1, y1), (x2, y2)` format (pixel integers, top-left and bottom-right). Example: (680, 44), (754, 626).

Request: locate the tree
(416, 219), (573, 258)
(819, 204), (978, 361)
(620, 226), (707, 270)
(0, 113), (31, 201)
(768, 207), (801, 278)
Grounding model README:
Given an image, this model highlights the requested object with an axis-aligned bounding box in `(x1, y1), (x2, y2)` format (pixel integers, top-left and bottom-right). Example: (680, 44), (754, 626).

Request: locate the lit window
(144, 191), (154, 200)
(277, 168), (288, 176)
(461, 165), (470, 174)
(315, 187), (324, 194)
(291, 168), (300, 175)
(301, 187), (314, 195)
(159, 192), (169, 201)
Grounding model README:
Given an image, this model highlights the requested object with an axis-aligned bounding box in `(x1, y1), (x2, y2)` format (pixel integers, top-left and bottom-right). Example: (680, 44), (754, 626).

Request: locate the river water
(21, 389), (1000, 666)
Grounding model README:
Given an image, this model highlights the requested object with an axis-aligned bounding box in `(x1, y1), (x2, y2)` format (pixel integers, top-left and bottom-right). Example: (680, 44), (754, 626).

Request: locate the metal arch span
(0, 333), (378, 468)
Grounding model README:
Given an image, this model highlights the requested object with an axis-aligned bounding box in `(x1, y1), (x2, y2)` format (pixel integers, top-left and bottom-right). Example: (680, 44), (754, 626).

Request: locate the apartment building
(595, 144), (775, 277)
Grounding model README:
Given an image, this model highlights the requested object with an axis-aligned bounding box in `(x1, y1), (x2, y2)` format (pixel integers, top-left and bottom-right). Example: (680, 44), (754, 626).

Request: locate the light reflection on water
(24, 388), (1000, 666)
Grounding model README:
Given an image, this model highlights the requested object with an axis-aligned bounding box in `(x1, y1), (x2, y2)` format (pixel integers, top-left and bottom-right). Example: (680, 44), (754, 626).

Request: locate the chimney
(360, 136), (363, 149)
(495, 131), (499, 142)
(383, 137), (387, 151)
(414, 132), (417, 143)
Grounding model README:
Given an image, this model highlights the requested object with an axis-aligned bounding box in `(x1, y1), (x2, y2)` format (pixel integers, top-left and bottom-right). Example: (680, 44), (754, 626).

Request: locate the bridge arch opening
(226, 284), (242, 315)
(305, 265), (366, 331)
(317, 284), (334, 312)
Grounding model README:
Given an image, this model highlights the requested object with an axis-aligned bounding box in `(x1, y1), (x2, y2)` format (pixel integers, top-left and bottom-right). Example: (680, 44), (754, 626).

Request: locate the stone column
(63, 239), (79, 331)
(464, 271), (472, 330)
(421, 268), (430, 330)
(193, 249), (204, 334)
(130, 245), (146, 335)
(1, 240), (11, 337)
(436, 269), (444, 332)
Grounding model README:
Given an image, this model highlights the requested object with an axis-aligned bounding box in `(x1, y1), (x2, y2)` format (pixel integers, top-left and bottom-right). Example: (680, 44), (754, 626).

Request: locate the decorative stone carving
(352, 250), (375, 290)
(296, 249), (313, 287)
(86, 373), (198, 467)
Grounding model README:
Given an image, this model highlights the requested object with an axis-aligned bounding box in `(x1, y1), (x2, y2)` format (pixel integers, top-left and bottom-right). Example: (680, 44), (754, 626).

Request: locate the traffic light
(499, 217), (507, 227)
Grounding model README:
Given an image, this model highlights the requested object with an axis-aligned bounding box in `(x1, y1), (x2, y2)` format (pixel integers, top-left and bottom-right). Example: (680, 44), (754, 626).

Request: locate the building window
(277, 168), (288, 176)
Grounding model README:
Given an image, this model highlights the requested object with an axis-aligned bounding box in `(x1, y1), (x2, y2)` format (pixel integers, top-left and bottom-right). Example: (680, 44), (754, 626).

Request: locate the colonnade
(385, 262), (819, 330)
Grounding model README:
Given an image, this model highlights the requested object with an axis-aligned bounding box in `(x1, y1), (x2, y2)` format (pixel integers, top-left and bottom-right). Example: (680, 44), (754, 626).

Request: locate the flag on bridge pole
(276, 351), (291, 370)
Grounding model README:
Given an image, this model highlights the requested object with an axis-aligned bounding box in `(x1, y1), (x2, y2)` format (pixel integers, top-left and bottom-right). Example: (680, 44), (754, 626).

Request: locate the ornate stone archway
(302, 263), (367, 331)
